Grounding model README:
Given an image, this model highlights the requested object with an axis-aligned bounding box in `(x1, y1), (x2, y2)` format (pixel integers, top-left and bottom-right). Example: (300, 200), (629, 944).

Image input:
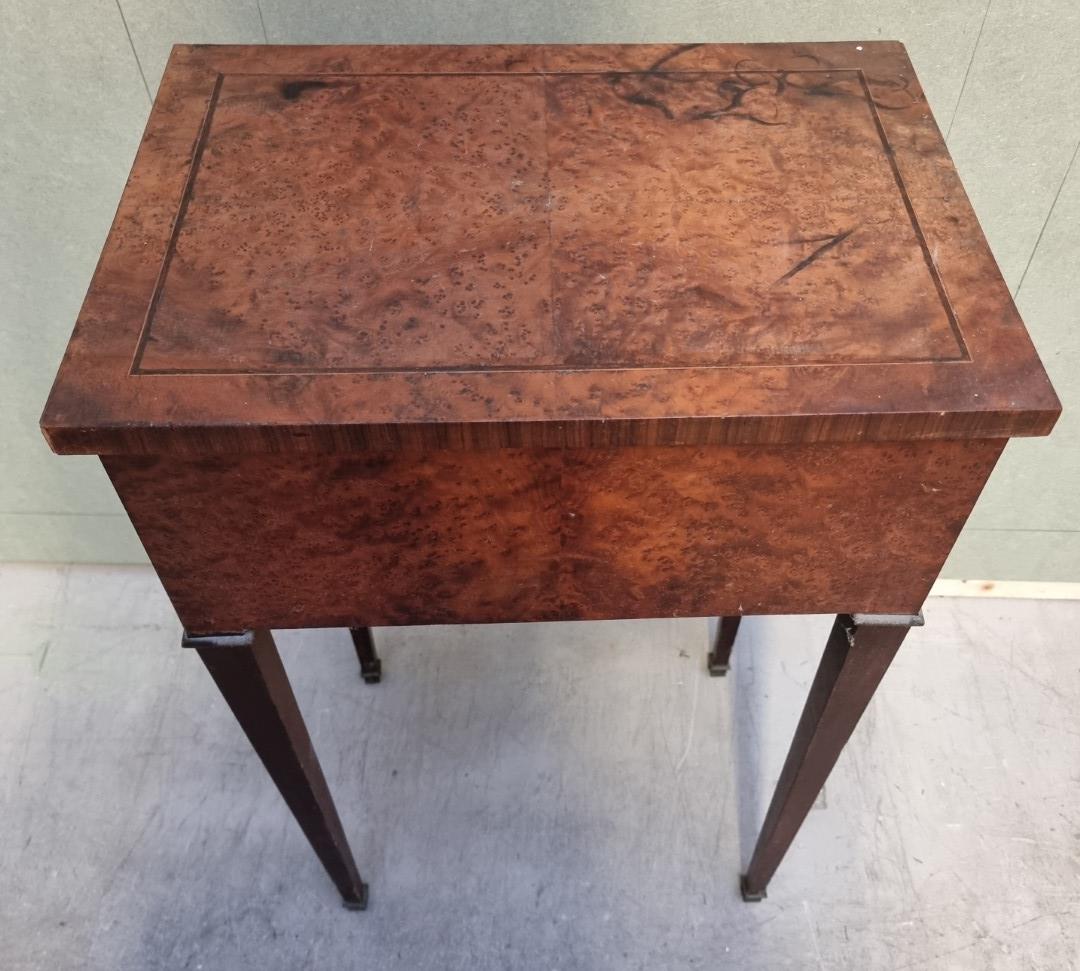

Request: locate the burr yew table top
(41, 42), (1059, 454)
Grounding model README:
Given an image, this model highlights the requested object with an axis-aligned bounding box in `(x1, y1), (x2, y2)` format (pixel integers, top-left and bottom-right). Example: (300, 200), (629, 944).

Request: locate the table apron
(102, 439), (1005, 633)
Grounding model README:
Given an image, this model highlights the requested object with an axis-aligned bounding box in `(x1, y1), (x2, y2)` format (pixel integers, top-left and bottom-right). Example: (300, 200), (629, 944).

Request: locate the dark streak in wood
(646, 43), (705, 73)
(281, 78), (336, 100)
(775, 227), (857, 284)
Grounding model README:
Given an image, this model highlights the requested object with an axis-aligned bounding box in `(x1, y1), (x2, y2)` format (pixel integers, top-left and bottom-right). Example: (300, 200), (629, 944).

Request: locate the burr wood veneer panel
(42, 43), (1059, 454)
(104, 439), (1003, 633)
(136, 67), (958, 373)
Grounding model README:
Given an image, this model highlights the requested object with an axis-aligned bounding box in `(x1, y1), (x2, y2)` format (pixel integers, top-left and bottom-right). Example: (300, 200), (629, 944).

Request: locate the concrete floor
(1, 564), (1078, 970)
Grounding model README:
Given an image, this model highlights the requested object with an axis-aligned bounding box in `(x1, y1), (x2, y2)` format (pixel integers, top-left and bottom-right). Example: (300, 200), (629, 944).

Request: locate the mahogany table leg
(349, 627), (382, 684)
(182, 629), (368, 910)
(707, 616), (742, 676)
(740, 612), (922, 901)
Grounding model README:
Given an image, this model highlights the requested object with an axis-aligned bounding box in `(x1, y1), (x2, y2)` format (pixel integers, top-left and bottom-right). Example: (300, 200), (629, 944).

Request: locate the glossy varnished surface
(104, 440), (1003, 633)
(43, 43), (1058, 453)
(138, 65), (959, 373)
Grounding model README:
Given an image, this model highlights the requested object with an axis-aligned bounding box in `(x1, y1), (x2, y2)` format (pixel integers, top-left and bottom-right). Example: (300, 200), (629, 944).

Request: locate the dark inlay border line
(135, 354), (970, 377)
(129, 68), (969, 377)
(129, 72), (224, 376)
(858, 71), (969, 361)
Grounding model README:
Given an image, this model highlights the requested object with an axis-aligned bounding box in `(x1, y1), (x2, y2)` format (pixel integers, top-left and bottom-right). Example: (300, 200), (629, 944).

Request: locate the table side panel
(103, 439), (1003, 632)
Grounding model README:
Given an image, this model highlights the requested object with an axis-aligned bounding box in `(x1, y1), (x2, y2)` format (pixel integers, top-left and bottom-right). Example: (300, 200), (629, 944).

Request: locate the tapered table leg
(349, 627), (382, 684)
(740, 612), (922, 901)
(708, 616), (742, 676)
(183, 629), (368, 909)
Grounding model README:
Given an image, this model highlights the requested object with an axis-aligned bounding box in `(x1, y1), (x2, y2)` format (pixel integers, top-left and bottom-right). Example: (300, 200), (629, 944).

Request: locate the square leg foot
(342, 882), (369, 911)
(707, 658), (729, 677)
(360, 659), (382, 684)
(708, 617), (740, 677)
(740, 875), (767, 902)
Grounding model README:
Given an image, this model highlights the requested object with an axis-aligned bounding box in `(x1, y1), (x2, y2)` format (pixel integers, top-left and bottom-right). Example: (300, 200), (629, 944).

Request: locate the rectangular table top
(41, 43), (1059, 455)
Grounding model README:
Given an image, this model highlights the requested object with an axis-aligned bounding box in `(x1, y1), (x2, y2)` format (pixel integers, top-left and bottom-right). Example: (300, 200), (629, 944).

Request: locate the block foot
(341, 883), (369, 911)
(708, 616), (741, 678)
(740, 875), (767, 902)
(350, 627), (383, 685)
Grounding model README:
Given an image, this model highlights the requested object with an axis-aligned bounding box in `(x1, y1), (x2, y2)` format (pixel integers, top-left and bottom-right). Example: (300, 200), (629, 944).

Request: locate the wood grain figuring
(137, 68), (959, 373)
(104, 439), (1003, 634)
(41, 43), (1059, 454)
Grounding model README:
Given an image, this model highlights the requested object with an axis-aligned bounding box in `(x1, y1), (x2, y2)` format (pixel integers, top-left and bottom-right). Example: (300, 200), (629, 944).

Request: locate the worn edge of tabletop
(40, 42), (1061, 455)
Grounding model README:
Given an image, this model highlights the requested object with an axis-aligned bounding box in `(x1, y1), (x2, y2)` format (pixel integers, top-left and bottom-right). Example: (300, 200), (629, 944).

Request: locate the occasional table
(41, 42), (1060, 908)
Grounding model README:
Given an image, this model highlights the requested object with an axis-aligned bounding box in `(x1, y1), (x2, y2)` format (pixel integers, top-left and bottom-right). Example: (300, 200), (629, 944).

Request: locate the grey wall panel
(118, 0), (266, 95)
(945, 0), (1080, 289)
(945, 140), (1079, 578)
(0, 0), (151, 561)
